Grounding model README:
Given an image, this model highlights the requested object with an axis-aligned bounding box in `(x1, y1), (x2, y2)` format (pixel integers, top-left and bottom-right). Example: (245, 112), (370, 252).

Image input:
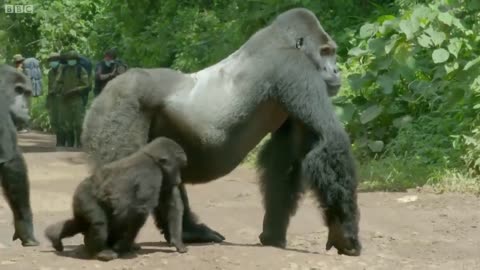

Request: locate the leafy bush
(336, 0), (480, 158)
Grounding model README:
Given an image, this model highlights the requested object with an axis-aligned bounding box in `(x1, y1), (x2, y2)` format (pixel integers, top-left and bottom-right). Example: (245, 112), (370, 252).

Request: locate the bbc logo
(4, 5), (34, 14)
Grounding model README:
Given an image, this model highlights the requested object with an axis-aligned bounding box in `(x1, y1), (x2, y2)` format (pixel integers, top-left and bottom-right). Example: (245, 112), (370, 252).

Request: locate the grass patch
(359, 156), (480, 195)
(358, 156), (433, 192)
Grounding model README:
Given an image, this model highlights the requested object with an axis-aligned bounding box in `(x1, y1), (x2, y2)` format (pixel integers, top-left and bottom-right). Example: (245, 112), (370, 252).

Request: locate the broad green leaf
(393, 42), (411, 64)
(335, 104), (355, 123)
(373, 57), (393, 70)
(447, 38), (462, 58)
(405, 56), (416, 69)
(417, 34), (432, 48)
(376, 15), (396, 24)
(425, 27), (446, 46)
(399, 20), (416, 40)
(359, 23), (377, 39)
(438, 12), (453, 26)
(473, 104), (480, 110)
(368, 39), (386, 55)
(444, 62), (459, 74)
(385, 35), (400, 54)
(360, 105), (383, 124)
(432, 48), (450, 63)
(464, 56), (480, 71)
(412, 6), (432, 21)
(348, 47), (368, 57)
(69, 29), (77, 37)
(368, 140), (384, 153)
(347, 74), (363, 91)
(378, 74), (394, 94)
(379, 20), (396, 35)
(348, 73), (375, 91)
(452, 17), (465, 31)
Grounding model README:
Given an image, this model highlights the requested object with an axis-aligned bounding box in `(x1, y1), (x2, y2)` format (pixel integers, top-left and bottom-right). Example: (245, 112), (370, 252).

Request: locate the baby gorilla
(45, 137), (188, 261)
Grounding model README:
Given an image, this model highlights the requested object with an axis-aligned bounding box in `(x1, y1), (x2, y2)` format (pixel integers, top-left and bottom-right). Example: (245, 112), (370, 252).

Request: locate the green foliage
(336, 0), (480, 159)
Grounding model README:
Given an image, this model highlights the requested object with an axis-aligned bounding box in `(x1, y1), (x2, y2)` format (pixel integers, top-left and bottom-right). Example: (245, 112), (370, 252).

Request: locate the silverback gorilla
(45, 137), (188, 261)
(82, 8), (361, 256)
(0, 65), (39, 246)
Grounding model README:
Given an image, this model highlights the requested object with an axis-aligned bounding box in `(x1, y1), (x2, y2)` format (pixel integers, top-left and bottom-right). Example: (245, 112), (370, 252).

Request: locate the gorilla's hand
(326, 220), (361, 256)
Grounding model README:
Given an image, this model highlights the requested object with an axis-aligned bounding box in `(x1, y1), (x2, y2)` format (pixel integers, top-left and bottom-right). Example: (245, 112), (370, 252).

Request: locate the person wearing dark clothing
(46, 52), (62, 146)
(93, 49), (117, 97)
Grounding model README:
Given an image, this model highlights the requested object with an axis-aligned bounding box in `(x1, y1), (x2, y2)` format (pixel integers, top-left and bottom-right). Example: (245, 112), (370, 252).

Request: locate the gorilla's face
(273, 9), (342, 97)
(160, 152), (187, 185)
(295, 35), (341, 97)
(0, 65), (32, 125)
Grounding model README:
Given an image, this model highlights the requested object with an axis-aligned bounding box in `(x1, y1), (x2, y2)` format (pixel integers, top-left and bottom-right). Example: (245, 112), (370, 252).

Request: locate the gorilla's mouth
(326, 80), (341, 88)
(326, 80), (341, 93)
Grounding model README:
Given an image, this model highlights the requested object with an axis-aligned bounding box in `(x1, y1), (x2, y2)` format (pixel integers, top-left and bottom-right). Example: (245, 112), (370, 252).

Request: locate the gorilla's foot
(182, 223), (225, 243)
(175, 244), (188, 253)
(12, 232), (39, 247)
(170, 238), (188, 253)
(13, 220), (40, 247)
(96, 249), (118, 261)
(326, 221), (361, 256)
(259, 231), (286, 248)
(44, 225), (64, 251)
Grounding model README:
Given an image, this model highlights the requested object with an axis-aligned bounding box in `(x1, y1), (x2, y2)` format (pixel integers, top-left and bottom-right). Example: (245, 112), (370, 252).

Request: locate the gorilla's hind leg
(302, 128), (361, 256)
(45, 219), (83, 251)
(256, 127), (306, 248)
(0, 152), (39, 246)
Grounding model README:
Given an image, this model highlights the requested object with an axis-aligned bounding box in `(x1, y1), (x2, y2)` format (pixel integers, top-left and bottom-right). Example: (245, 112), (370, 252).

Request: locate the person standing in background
(13, 54), (26, 74)
(93, 49), (117, 97)
(22, 57), (43, 97)
(12, 54), (30, 133)
(56, 51), (88, 148)
(46, 52), (63, 147)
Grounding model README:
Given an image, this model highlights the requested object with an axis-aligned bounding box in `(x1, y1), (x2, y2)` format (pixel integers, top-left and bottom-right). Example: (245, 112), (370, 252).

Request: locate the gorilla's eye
(295, 38), (304, 49)
(14, 86), (24, 94)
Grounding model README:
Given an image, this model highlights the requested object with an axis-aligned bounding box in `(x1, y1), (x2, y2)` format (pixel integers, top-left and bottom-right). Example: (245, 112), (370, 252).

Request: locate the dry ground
(0, 132), (479, 270)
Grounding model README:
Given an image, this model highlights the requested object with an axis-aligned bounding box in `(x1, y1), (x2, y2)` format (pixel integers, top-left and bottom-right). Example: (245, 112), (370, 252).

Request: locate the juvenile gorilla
(0, 65), (39, 246)
(82, 8), (361, 255)
(45, 137), (188, 261)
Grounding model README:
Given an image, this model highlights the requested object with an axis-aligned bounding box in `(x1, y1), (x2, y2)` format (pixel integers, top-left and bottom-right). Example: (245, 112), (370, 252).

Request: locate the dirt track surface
(0, 131), (479, 270)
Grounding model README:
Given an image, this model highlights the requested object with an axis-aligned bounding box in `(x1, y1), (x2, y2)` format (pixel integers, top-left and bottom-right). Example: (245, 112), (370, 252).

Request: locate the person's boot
(56, 132), (65, 147)
(12, 219), (39, 247)
(65, 132), (75, 148)
(74, 129), (82, 149)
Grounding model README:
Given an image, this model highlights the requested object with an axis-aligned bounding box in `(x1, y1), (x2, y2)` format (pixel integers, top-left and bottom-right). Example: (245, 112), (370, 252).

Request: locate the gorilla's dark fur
(0, 65), (39, 247)
(45, 137), (188, 261)
(82, 8), (361, 256)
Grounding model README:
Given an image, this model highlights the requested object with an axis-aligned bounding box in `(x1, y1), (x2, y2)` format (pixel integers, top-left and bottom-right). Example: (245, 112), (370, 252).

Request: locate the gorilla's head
(272, 8), (342, 96)
(0, 64), (32, 126)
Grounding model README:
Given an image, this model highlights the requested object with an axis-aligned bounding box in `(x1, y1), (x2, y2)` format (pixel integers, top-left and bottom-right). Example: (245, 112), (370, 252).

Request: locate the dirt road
(0, 132), (479, 270)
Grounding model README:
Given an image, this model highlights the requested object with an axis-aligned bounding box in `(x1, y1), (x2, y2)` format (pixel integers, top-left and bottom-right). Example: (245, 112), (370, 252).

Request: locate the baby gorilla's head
(142, 138), (187, 184)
